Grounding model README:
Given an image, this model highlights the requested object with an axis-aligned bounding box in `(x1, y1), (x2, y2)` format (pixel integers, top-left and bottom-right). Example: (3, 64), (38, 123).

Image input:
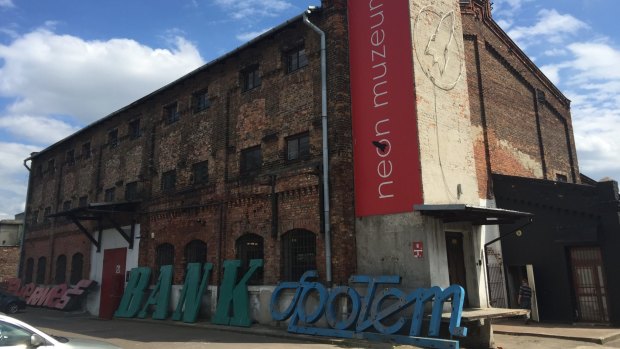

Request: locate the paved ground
(8, 308), (620, 349)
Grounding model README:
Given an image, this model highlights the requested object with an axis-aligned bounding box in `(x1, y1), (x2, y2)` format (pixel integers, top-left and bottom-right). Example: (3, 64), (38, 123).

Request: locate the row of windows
(154, 229), (316, 284)
(23, 253), (84, 285)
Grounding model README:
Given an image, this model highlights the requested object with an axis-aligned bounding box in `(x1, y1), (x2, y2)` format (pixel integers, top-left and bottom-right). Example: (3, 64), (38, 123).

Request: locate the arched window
(24, 258), (34, 284)
(184, 240), (207, 279)
(281, 229), (316, 281)
(55, 255), (67, 284)
(70, 253), (84, 284)
(36, 256), (47, 284)
(236, 233), (264, 285)
(155, 243), (175, 282)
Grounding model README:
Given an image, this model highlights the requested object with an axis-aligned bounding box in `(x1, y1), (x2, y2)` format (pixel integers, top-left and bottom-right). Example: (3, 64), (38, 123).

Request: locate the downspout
(303, 8), (332, 284)
(20, 153), (37, 278)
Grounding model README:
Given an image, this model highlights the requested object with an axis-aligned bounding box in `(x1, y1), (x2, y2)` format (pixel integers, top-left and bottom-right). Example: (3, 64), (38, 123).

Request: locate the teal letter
(114, 267), (151, 318)
(138, 265), (173, 320)
(172, 262), (213, 323)
(212, 259), (263, 327)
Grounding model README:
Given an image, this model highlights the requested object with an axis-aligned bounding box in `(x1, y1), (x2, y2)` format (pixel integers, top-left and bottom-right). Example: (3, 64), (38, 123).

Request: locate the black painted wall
(493, 174), (620, 324)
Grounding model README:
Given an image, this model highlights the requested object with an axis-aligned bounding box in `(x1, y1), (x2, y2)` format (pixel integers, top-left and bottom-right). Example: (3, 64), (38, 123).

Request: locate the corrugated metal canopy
(414, 204), (533, 225)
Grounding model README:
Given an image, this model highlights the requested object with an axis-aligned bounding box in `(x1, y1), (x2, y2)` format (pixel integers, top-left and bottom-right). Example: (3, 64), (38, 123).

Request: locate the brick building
(18, 0), (603, 324)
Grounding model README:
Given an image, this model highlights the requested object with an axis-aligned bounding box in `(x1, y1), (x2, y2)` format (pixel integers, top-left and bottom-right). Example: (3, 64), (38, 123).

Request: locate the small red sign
(412, 241), (423, 259)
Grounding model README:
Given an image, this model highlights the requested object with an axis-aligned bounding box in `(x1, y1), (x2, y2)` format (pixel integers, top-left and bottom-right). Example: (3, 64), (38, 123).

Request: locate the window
(155, 243), (175, 283)
(104, 188), (115, 202)
(55, 255), (67, 284)
(192, 161), (209, 184)
(192, 89), (210, 112)
(240, 146), (262, 175)
(47, 159), (55, 175)
(286, 46), (308, 73)
(0, 320), (33, 346)
(287, 133), (310, 161)
(236, 234), (264, 285)
(281, 229), (316, 281)
(164, 102), (179, 124)
(108, 128), (118, 148)
(242, 65), (261, 91)
(82, 142), (91, 159)
(78, 196), (88, 207)
(125, 181), (138, 201)
(70, 253), (84, 284)
(556, 174), (568, 182)
(66, 149), (75, 166)
(62, 200), (71, 211)
(36, 256), (47, 284)
(161, 170), (177, 191)
(129, 118), (141, 140)
(31, 210), (38, 225)
(184, 240), (207, 278)
(24, 258), (34, 283)
(43, 207), (51, 223)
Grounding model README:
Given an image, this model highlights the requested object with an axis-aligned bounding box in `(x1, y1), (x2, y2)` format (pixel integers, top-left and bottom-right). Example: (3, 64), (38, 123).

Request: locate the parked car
(0, 291), (26, 314)
(0, 314), (122, 348)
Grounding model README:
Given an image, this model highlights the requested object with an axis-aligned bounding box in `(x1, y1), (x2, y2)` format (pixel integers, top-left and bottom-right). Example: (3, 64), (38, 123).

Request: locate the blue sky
(0, 0), (618, 219)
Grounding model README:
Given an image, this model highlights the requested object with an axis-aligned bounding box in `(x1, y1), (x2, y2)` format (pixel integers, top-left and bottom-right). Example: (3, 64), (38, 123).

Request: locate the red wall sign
(348, 0), (423, 217)
(412, 241), (424, 258)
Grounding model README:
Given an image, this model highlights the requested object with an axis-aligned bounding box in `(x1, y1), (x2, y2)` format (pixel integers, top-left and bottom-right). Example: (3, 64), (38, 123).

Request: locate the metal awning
(47, 201), (140, 252)
(414, 204), (533, 225)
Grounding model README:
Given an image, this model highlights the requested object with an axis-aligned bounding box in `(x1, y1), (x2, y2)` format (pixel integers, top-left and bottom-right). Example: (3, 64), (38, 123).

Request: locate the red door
(99, 248), (127, 319)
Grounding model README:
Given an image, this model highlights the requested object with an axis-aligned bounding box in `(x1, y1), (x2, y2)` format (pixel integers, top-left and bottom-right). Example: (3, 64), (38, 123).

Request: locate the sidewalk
(493, 318), (620, 345)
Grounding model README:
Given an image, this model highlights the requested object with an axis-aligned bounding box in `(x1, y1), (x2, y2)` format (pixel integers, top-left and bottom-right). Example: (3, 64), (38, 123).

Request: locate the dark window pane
(129, 119), (141, 139)
(62, 200), (71, 211)
(36, 256), (47, 284)
(161, 170), (176, 191)
(55, 255), (67, 284)
(48, 159), (55, 175)
(240, 146), (262, 174)
(104, 188), (115, 202)
(25, 258), (34, 283)
(164, 102), (179, 124)
(66, 149), (75, 166)
(242, 65), (261, 91)
(193, 89), (210, 112)
(192, 161), (209, 184)
(155, 243), (175, 283)
(70, 253), (84, 284)
(287, 47), (308, 73)
(125, 181), (138, 201)
(108, 129), (118, 148)
(79, 196), (88, 207)
(281, 229), (316, 281)
(236, 234), (264, 285)
(287, 133), (309, 161)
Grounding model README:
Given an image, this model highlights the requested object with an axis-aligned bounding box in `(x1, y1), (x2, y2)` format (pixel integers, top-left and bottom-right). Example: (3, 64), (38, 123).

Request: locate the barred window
(184, 240), (207, 278)
(192, 89), (211, 112)
(240, 146), (262, 175)
(242, 65), (261, 91)
(161, 170), (177, 191)
(36, 256), (47, 284)
(55, 255), (67, 284)
(281, 229), (316, 281)
(70, 253), (84, 284)
(287, 132), (310, 161)
(286, 46), (308, 73)
(192, 161), (209, 185)
(164, 102), (179, 124)
(155, 243), (175, 283)
(25, 258), (34, 284)
(236, 234), (264, 285)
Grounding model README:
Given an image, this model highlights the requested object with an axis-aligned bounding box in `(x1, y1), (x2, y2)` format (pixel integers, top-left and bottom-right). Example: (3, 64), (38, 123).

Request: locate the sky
(0, 0), (618, 219)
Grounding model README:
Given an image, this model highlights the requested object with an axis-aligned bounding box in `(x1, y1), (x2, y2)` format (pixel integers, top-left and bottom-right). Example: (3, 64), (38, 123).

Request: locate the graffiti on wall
(114, 259), (263, 326)
(3, 278), (97, 311)
(270, 271), (467, 349)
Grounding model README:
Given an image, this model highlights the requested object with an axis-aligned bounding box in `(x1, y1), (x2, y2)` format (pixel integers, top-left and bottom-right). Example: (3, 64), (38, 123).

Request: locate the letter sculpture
(270, 271), (467, 349)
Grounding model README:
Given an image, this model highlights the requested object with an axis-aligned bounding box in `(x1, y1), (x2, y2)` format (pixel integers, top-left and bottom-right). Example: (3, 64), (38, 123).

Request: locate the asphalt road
(9, 308), (620, 349)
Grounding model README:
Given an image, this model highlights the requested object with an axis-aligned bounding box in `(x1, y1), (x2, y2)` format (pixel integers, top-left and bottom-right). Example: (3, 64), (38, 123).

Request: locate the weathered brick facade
(0, 247), (20, 282)
(21, 0), (578, 291)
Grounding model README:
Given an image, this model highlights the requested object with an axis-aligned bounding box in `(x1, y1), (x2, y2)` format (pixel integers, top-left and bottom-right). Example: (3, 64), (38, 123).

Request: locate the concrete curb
(493, 328), (620, 345)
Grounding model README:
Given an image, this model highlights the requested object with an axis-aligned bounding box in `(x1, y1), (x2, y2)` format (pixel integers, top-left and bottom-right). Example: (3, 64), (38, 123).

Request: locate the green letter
(138, 265), (173, 320)
(114, 267), (151, 318)
(172, 262), (213, 323)
(213, 259), (263, 327)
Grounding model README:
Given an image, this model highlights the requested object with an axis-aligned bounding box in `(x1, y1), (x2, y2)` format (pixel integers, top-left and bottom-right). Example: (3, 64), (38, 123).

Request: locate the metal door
(99, 248), (127, 319)
(570, 247), (609, 322)
(445, 232), (469, 307)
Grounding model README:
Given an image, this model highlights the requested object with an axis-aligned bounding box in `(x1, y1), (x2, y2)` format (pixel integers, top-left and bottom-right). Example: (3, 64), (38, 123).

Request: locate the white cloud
(507, 9), (588, 47)
(492, 0), (533, 20)
(0, 29), (205, 124)
(0, 0), (15, 9)
(236, 28), (271, 42)
(0, 142), (39, 219)
(0, 115), (80, 144)
(213, 0), (293, 20)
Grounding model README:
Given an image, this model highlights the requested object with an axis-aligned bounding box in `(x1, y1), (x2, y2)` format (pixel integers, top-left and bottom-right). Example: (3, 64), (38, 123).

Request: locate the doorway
(445, 232), (469, 307)
(569, 247), (610, 323)
(99, 248), (127, 319)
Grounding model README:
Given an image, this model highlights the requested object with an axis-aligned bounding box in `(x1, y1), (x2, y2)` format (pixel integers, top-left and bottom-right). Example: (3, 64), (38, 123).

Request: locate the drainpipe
(303, 8), (332, 284)
(19, 153), (37, 278)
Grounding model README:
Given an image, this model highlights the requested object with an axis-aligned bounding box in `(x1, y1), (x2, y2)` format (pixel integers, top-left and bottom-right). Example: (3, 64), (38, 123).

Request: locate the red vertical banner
(348, 0), (422, 217)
